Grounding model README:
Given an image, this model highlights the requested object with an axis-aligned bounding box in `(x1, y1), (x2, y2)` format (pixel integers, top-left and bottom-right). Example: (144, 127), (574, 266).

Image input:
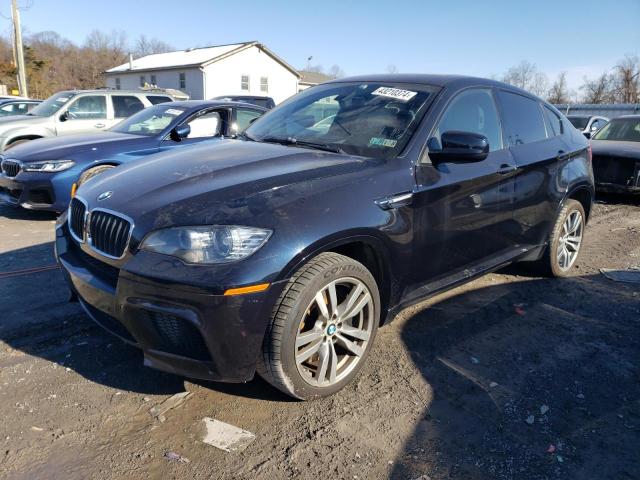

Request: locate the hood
(6, 132), (156, 162)
(591, 140), (640, 160)
(77, 139), (376, 232)
(0, 114), (47, 131)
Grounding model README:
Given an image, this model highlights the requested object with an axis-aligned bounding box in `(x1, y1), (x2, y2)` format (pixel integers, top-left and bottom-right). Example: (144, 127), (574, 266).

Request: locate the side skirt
(382, 245), (540, 324)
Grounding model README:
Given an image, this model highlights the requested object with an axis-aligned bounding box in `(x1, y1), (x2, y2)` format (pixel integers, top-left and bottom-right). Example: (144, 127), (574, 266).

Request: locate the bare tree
(581, 73), (615, 103)
(327, 64), (345, 79)
(133, 35), (173, 58)
(612, 55), (639, 103)
(81, 30), (128, 87)
(502, 60), (549, 97)
(547, 72), (570, 104)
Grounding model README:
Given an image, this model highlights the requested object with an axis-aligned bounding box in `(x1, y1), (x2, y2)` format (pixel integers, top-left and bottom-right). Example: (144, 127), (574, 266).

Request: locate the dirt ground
(1, 195), (639, 480)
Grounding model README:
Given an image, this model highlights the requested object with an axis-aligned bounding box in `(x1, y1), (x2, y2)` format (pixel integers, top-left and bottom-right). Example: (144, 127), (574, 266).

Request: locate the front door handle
(94, 123), (106, 129)
(375, 192), (413, 210)
(497, 163), (516, 175)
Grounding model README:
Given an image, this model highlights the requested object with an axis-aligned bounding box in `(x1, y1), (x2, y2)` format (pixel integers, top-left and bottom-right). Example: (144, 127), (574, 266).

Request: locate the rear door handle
(94, 123), (106, 129)
(497, 163), (516, 175)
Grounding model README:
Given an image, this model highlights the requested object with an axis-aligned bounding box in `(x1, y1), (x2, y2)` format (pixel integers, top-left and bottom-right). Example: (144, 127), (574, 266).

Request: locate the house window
(139, 75), (146, 87)
(115, 78), (121, 90)
(150, 74), (157, 86)
(179, 72), (186, 89)
(260, 76), (268, 93)
(241, 75), (250, 91)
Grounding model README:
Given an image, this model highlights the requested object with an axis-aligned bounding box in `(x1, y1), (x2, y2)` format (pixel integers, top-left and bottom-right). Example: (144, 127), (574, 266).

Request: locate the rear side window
(543, 106), (562, 137)
(147, 95), (172, 105)
(112, 95), (144, 118)
(498, 91), (547, 146)
(433, 88), (503, 152)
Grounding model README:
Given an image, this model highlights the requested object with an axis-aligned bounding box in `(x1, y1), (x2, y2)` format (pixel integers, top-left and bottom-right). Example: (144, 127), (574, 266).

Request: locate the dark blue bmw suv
(55, 75), (594, 400)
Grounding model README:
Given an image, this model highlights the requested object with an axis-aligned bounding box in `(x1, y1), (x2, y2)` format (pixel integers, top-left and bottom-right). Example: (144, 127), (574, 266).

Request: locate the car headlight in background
(140, 226), (272, 264)
(23, 160), (75, 172)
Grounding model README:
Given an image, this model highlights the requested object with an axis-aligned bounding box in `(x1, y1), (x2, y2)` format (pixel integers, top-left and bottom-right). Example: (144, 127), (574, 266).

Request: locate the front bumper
(595, 181), (640, 195)
(0, 172), (61, 211)
(55, 222), (287, 383)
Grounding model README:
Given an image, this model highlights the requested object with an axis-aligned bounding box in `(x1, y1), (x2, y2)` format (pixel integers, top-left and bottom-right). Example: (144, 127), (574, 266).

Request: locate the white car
(567, 115), (609, 138)
(0, 89), (175, 151)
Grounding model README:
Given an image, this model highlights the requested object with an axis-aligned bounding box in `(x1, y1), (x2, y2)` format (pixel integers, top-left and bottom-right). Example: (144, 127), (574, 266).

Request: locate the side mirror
(59, 111), (69, 122)
(171, 124), (191, 141)
(428, 131), (489, 163)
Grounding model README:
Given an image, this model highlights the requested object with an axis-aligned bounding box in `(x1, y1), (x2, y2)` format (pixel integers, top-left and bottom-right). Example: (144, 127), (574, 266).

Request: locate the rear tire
(77, 165), (115, 187)
(257, 252), (380, 400)
(533, 199), (585, 277)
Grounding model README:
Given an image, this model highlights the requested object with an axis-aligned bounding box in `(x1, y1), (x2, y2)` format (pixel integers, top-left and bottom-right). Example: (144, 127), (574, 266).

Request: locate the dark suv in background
(212, 95), (276, 109)
(55, 74), (593, 400)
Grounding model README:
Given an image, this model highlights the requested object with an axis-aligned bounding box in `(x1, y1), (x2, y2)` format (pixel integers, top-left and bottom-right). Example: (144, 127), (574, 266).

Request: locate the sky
(5, 0), (640, 94)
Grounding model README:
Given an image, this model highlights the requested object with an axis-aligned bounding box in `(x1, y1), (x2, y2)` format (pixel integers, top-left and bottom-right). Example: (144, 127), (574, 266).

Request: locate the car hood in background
(77, 139), (374, 231)
(591, 140), (640, 160)
(0, 114), (49, 132)
(5, 132), (157, 162)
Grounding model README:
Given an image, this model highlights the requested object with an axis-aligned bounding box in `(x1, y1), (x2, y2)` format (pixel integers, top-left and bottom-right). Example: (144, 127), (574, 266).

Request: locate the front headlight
(23, 160), (75, 172)
(140, 225), (272, 264)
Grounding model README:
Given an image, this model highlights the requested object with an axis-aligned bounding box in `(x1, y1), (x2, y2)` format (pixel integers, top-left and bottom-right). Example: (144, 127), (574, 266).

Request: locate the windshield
(567, 116), (590, 130)
(592, 118), (640, 142)
(30, 92), (77, 117)
(245, 82), (437, 158)
(111, 104), (186, 136)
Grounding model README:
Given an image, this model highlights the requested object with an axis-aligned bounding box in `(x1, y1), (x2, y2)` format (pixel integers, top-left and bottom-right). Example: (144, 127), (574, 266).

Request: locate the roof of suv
(325, 74), (539, 98)
(164, 100), (268, 110)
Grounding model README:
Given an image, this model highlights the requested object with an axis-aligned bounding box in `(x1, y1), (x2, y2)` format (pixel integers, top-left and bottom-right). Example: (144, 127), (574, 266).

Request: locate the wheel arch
(80, 161), (121, 173)
(565, 184), (594, 222)
(5, 134), (44, 147)
(278, 233), (395, 325)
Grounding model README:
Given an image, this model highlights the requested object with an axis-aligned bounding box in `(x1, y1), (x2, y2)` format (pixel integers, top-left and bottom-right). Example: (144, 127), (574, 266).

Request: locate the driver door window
(66, 95), (107, 120)
(433, 88), (503, 152)
(184, 111), (222, 139)
(57, 95), (108, 135)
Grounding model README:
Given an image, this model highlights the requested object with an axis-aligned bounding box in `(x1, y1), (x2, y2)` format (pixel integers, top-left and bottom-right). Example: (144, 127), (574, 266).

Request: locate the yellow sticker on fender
(371, 87), (417, 101)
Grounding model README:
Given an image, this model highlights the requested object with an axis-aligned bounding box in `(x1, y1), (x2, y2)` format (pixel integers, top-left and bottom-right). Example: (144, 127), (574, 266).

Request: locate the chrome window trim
(86, 207), (135, 260)
(68, 196), (89, 244)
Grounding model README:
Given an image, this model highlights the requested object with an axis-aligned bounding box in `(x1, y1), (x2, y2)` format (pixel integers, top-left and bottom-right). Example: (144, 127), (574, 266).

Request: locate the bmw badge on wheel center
(55, 74), (594, 400)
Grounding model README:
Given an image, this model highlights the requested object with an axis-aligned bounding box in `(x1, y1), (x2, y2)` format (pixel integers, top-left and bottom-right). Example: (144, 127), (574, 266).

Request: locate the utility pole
(11, 0), (28, 97)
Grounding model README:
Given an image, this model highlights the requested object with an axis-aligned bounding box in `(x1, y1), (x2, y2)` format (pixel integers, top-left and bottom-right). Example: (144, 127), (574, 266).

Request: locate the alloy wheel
(557, 209), (583, 271)
(295, 277), (374, 387)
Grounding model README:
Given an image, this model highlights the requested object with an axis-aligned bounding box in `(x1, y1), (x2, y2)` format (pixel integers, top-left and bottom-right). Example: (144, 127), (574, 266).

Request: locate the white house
(105, 41), (300, 104)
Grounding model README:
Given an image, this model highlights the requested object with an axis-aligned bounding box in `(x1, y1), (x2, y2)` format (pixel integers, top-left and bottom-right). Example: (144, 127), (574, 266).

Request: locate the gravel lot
(1, 195), (639, 480)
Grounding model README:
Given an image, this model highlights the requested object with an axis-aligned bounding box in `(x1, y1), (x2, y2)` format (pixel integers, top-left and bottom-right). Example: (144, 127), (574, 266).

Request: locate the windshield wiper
(260, 136), (346, 154)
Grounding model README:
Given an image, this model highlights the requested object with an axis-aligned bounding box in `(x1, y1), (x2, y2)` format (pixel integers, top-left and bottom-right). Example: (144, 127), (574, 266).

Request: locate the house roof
(299, 70), (333, 85)
(106, 41), (300, 78)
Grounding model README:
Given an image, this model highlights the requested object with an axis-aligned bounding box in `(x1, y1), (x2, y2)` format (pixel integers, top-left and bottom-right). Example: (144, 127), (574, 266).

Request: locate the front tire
(535, 199), (586, 277)
(257, 252), (380, 400)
